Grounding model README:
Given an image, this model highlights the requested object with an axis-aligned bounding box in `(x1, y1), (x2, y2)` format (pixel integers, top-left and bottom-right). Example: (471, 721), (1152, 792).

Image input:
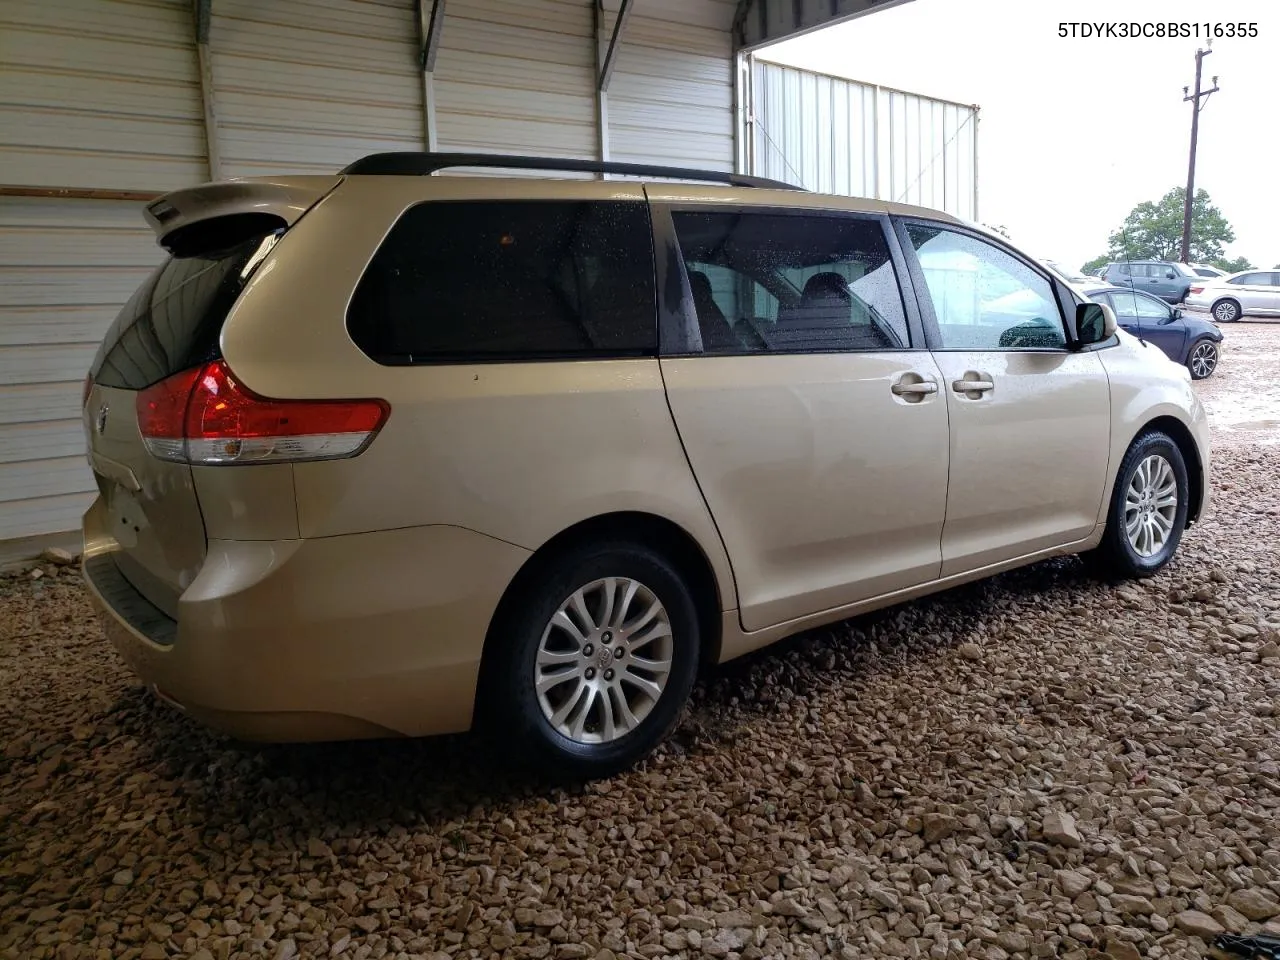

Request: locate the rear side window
(671, 210), (910, 353)
(347, 201), (656, 363)
(91, 230), (280, 391)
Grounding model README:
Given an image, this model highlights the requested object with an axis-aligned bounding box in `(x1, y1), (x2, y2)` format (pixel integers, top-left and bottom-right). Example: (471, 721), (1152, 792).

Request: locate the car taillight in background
(136, 360), (389, 465)
(1189, 286), (1204, 295)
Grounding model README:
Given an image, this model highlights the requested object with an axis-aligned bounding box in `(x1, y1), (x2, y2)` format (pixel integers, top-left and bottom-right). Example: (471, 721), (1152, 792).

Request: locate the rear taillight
(136, 360), (389, 465)
(1189, 286), (1203, 295)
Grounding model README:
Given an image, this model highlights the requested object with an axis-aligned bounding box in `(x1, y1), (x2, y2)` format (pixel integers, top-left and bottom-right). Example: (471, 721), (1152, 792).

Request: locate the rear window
(90, 229), (280, 391)
(346, 200), (656, 363)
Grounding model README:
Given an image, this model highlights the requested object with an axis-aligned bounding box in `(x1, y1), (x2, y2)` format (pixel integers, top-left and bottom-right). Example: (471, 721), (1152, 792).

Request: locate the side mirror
(1165, 269), (1177, 279)
(1171, 307), (1183, 321)
(1076, 302), (1117, 346)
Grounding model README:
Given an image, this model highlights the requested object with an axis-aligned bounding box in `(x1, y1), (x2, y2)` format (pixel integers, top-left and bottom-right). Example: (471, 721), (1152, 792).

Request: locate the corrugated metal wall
(746, 57), (978, 220)
(607, 0), (736, 169)
(435, 0), (597, 158)
(0, 0), (740, 555)
(211, 0), (425, 177)
(0, 0), (208, 190)
(0, 200), (159, 545)
(0, 0), (203, 554)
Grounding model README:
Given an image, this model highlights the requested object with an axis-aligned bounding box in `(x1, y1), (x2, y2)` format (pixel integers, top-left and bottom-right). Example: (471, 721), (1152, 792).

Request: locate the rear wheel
(1187, 338), (1219, 380)
(1211, 298), (1242, 323)
(482, 540), (700, 779)
(1087, 430), (1189, 579)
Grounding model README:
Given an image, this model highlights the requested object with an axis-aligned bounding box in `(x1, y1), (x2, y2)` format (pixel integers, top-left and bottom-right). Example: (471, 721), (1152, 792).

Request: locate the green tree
(1082, 254), (1110, 275)
(1103, 187), (1236, 263)
(1214, 256), (1254, 273)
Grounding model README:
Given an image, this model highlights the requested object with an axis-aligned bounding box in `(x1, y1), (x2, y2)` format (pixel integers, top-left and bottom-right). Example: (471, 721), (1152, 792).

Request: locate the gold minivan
(82, 154), (1210, 777)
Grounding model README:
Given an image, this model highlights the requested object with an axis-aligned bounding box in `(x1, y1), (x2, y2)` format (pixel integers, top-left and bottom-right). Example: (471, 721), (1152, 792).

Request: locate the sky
(760, 0), (1278, 272)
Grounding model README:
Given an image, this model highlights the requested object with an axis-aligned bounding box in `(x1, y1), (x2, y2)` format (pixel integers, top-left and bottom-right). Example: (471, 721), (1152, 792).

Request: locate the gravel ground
(3, 324), (1280, 960)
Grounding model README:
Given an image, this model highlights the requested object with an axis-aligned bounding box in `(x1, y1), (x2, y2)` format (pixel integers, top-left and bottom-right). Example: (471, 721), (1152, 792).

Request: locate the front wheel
(1211, 298), (1242, 323)
(481, 541), (700, 779)
(1087, 430), (1189, 579)
(1187, 338), (1219, 380)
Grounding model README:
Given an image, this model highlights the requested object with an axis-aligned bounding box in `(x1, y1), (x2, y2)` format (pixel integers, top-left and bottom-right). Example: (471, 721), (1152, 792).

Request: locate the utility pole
(1181, 46), (1219, 264)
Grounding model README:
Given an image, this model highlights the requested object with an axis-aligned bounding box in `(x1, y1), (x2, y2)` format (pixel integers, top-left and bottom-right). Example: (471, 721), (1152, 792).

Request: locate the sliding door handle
(952, 377), (994, 396)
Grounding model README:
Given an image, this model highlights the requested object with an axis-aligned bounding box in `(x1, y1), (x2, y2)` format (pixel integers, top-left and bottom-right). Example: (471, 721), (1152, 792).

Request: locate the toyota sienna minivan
(82, 153), (1210, 777)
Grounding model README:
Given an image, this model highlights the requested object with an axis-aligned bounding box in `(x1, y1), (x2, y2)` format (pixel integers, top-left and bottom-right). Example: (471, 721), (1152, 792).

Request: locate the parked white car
(1184, 262), (1225, 279)
(1184, 270), (1280, 322)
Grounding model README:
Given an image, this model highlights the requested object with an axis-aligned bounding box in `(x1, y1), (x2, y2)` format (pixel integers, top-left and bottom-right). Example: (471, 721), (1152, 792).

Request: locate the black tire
(480, 540), (700, 780)
(1186, 337), (1219, 380)
(1087, 430), (1189, 579)
(1211, 298), (1242, 323)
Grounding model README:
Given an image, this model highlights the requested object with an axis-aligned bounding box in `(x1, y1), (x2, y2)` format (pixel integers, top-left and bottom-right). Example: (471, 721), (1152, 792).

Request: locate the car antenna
(1118, 223), (1149, 348)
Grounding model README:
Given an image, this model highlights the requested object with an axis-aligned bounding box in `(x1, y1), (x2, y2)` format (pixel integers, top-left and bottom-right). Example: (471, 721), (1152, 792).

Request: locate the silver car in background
(1185, 270), (1280, 322)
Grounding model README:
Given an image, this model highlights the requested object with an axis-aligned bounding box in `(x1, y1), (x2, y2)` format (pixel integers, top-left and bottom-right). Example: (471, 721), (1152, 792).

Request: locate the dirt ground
(1187, 315), (1280, 448)
(1, 322), (1279, 960)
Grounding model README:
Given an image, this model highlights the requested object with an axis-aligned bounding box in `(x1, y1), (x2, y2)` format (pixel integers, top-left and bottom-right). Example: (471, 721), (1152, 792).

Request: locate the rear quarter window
(346, 200), (657, 363)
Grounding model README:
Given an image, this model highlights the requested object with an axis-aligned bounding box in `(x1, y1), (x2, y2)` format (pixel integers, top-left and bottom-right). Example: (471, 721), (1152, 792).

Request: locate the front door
(653, 200), (950, 632)
(1234, 272), (1280, 315)
(899, 221), (1113, 577)
(1109, 288), (1187, 358)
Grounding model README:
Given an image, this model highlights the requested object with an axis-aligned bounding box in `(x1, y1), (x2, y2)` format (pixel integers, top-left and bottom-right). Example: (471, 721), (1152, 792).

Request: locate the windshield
(1172, 262), (1198, 277)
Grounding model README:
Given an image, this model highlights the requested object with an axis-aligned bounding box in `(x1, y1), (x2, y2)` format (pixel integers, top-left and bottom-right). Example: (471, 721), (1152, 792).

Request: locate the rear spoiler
(144, 176), (343, 254)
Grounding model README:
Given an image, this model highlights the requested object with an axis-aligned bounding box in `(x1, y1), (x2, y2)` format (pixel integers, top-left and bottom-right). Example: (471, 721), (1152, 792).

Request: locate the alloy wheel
(1189, 340), (1218, 379)
(534, 577), (673, 744)
(1124, 454), (1179, 558)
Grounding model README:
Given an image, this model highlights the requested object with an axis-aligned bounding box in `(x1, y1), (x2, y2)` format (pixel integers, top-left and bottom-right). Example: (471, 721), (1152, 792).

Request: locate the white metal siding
(0, 0), (208, 191)
(0, 0), (195, 543)
(748, 58), (978, 220)
(880, 87), (977, 219)
(211, 0), (425, 176)
(607, 0), (736, 169)
(0, 199), (159, 542)
(434, 0), (597, 159)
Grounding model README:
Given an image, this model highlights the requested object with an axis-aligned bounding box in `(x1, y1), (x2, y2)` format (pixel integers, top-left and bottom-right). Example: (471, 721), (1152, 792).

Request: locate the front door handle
(891, 378), (939, 398)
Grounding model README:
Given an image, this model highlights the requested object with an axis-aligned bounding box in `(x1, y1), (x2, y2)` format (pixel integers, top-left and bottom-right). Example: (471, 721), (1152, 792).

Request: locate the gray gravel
(3, 323), (1280, 960)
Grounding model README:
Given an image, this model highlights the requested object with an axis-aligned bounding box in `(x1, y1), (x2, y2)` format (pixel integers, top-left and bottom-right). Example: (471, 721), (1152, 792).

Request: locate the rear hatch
(83, 177), (340, 617)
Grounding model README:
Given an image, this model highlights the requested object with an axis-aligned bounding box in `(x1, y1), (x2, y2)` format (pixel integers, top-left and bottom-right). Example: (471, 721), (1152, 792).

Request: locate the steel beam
(193, 0), (221, 180)
(417, 0), (445, 150)
(593, 0), (610, 165)
(419, 0), (445, 72)
(0, 185), (161, 202)
(735, 0), (916, 51)
(598, 0), (633, 93)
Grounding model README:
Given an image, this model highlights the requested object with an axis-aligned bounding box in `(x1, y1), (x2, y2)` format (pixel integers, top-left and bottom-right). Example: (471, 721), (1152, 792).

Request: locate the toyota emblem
(95, 404), (109, 435)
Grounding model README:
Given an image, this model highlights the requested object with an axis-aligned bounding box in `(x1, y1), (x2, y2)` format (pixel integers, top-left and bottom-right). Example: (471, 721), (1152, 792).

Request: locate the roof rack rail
(340, 152), (802, 190)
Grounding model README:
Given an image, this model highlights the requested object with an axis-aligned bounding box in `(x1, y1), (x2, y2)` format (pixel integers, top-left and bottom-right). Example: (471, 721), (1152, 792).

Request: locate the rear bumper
(83, 498), (531, 741)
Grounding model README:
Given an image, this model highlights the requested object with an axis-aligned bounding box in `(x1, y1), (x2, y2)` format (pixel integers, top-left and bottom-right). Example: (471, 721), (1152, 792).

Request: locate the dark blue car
(1080, 285), (1224, 379)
